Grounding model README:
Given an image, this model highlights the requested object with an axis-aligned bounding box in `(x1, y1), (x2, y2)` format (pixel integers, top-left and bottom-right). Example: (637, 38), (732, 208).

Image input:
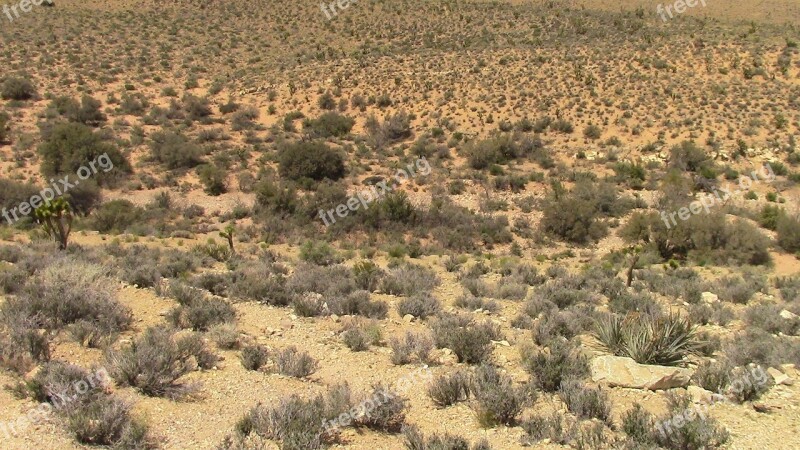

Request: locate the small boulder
(591, 355), (693, 390)
(701, 292), (719, 304)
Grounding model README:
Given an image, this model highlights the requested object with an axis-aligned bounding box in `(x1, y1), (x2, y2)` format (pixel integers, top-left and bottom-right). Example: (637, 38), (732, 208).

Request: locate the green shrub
(241, 344), (269, 371)
(1, 75), (36, 100)
(89, 199), (144, 233)
(777, 213), (800, 253)
(197, 164), (228, 195)
(38, 123), (130, 186)
(542, 181), (626, 244)
(471, 364), (527, 427)
(430, 314), (500, 365)
(522, 339), (589, 392)
(299, 240), (341, 266)
(397, 293), (441, 319)
(149, 130), (203, 169)
(278, 141), (345, 181)
(304, 112), (355, 138)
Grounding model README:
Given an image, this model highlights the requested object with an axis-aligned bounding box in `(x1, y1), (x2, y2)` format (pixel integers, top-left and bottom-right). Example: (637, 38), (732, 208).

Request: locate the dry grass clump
(390, 331), (434, 365)
(430, 313), (502, 365)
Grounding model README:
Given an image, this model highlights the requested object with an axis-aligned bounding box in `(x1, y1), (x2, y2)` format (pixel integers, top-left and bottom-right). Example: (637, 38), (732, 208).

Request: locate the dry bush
(522, 339), (589, 393)
(105, 326), (216, 399)
(470, 364), (527, 427)
(390, 331), (434, 365)
(430, 314), (501, 365)
(274, 346), (318, 378)
(427, 370), (471, 407)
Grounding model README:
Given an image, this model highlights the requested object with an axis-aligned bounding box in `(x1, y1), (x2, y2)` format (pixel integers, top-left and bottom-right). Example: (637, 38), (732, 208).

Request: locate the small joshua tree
(625, 245), (642, 287)
(219, 224), (235, 255)
(34, 198), (73, 250)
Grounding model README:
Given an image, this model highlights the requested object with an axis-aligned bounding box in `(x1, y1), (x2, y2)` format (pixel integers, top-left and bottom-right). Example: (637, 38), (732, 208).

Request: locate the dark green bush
(1, 75), (36, 100)
(149, 130), (203, 169)
(278, 141), (345, 182)
(89, 199), (144, 233)
(303, 112), (355, 138)
(38, 123), (130, 186)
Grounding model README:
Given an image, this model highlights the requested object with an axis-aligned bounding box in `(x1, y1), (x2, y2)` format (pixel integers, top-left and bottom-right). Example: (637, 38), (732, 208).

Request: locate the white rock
(701, 292), (719, 304)
(591, 355), (693, 390)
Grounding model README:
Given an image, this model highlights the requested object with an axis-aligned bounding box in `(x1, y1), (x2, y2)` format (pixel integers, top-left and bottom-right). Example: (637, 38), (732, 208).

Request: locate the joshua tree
(219, 224), (235, 255)
(624, 245), (642, 287)
(34, 198), (73, 250)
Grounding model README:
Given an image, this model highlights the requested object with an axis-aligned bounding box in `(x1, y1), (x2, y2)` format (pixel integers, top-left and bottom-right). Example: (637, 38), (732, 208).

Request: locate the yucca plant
(594, 312), (701, 366)
(34, 198), (73, 250)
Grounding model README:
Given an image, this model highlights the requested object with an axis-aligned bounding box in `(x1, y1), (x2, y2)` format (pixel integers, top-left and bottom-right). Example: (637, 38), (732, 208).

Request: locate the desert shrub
(56, 94), (107, 126)
(558, 379), (612, 423)
(278, 141), (345, 181)
(594, 312), (700, 366)
(622, 404), (656, 445)
(231, 106), (260, 131)
(241, 384), (352, 449)
(197, 164), (228, 195)
(304, 112), (355, 138)
(356, 384), (407, 432)
(454, 294), (499, 313)
(241, 344), (269, 371)
(328, 290), (388, 318)
(253, 180), (297, 216)
(775, 276), (800, 302)
(28, 361), (154, 448)
(609, 291), (661, 316)
(167, 292), (236, 331)
(0, 178), (40, 215)
(292, 292), (326, 317)
(0, 312), (50, 373)
(725, 329), (800, 367)
(209, 323), (242, 350)
(299, 240), (342, 266)
(1, 75), (36, 100)
(531, 308), (591, 346)
(745, 302), (800, 335)
(229, 262), (292, 306)
(654, 392), (730, 449)
(38, 122), (130, 186)
(89, 199), (144, 233)
(777, 213), (800, 253)
(340, 318), (382, 351)
(728, 365), (773, 403)
(5, 260), (132, 339)
(427, 370), (471, 407)
(274, 346), (318, 378)
(149, 130), (203, 169)
(521, 412), (574, 446)
(402, 424), (491, 450)
(541, 181), (626, 244)
(287, 263), (354, 297)
(390, 331), (434, 365)
(470, 364), (527, 427)
(522, 339), (589, 392)
(353, 260), (384, 291)
(381, 263), (440, 296)
(692, 360), (733, 393)
(105, 326), (216, 398)
(397, 293), (442, 319)
(430, 314), (500, 365)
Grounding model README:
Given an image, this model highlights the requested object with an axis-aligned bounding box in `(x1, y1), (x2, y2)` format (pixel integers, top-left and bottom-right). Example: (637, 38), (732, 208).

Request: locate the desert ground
(1, 0), (800, 449)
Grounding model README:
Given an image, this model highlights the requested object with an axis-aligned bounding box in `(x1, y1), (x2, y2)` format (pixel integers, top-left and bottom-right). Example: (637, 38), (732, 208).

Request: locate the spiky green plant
(219, 224), (235, 255)
(34, 198), (73, 250)
(594, 312), (701, 366)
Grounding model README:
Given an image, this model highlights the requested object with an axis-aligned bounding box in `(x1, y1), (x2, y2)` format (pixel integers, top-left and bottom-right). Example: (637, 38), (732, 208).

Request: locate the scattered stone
(768, 367), (794, 386)
(279, 318), (293, 330)
(493, 340), (510, 347)
(701, 292), (719, 304)
(330, 314), (340, 323)
(591, 355), (693, 390)
(687, 385), (716, 404)
(438, 348), (458, 366)
(403, 314), (415, 323)
(780, 310), (799, 320)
